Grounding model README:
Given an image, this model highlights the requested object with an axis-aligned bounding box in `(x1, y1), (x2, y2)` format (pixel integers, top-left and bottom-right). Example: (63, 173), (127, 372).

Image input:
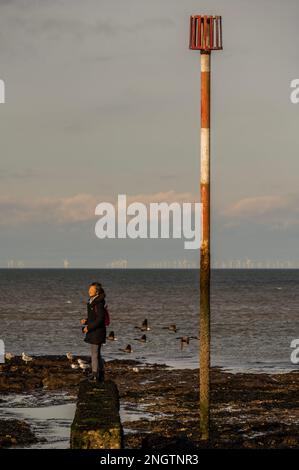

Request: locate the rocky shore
(0, 356), (298, 449)
(0, 419), (38, 448)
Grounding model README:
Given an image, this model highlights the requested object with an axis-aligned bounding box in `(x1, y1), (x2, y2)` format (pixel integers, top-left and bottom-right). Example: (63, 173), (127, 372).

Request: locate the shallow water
(0, 392), (157, 449)
(0, 269), (298, 373)
(0, 393), (76, 449)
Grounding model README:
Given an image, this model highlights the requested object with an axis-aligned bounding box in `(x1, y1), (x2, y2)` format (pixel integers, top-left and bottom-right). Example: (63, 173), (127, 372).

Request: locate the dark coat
(84, 295), (106, 345)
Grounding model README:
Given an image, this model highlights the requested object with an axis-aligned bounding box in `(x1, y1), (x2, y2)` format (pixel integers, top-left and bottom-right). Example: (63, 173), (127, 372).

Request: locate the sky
(0, 0), (299, 267)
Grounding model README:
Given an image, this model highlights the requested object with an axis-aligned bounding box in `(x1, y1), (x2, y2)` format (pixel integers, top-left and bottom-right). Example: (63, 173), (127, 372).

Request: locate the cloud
(0, 190), (198, 227)
(222, 193), (299, 229)
(0, 0), (175, 40)
(223, 195), (288, 217)
(0, 193), (97, 226)
(0, 168), (39, 180)
(126, 190), (197, 206)
(34, 17), (175, 38)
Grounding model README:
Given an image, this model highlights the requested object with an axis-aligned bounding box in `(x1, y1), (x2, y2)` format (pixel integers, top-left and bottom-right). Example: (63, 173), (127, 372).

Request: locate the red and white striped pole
(189, 15), (222, 441)
(200, 50), (211, 441)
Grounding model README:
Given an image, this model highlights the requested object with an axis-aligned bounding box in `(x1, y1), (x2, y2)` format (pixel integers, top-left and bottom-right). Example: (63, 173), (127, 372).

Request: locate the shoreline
(0, 356), (298, 449)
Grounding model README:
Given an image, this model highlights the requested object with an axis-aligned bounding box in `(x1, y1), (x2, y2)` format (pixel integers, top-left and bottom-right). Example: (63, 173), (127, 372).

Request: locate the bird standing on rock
(79, 362), (90, 372)
(5, 353), (14, 361)
(22, 352), (33, 364)
(77, 358), (88, 366)
(71, 363), (79, 370)
(66, 352), (73, 361)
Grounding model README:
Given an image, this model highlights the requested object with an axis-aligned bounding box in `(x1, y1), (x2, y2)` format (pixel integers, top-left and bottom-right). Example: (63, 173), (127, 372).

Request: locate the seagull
(107, 331), (118, 341)
(135, 319), (151, 331)
(163, 324), (177, 333)
(66, 352), (73, 361)
(79, 362), (90, 372)
(71, 363), (79, 370)
(134, 334), (147, 343)
(5, 353), (14, 361)
(22, 352), (33, 364)
(77, 358), (88, 366)
(119, 344), (133, 353)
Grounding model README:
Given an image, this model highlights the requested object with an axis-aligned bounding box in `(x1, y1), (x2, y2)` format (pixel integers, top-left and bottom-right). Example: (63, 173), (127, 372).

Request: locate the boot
(97, 369), (105, 383)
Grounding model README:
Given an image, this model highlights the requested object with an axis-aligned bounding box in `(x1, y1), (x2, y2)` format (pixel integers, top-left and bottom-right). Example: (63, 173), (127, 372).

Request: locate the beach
(0, 356), (298, 449)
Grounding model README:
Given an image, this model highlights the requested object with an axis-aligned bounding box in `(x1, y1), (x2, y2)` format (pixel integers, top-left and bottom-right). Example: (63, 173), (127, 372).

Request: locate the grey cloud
(222, 193), (299, 230)
(0, 0), (175, 40)
(0, 168), (40, 180)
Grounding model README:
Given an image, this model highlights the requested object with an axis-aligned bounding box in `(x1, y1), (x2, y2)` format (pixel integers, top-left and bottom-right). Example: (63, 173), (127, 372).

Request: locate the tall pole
(189, 15), (223, 441)
(200, 50), (210, 441)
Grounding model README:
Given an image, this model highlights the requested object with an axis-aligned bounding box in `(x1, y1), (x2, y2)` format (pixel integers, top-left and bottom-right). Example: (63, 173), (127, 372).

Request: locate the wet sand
(0, 356), (298, 449)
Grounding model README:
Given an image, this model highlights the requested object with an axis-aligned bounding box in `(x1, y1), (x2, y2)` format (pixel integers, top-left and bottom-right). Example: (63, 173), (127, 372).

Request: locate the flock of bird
(4, 351), (91, 373)
(66, 353), (90, 371)
(107, 318), (199, 353)
(3, 352), (33, 363)
(3, 318), (199, 368)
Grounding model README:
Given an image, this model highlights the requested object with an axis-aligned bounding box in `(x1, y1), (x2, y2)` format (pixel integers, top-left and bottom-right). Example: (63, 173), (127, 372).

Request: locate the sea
(0, 268), (298, 374)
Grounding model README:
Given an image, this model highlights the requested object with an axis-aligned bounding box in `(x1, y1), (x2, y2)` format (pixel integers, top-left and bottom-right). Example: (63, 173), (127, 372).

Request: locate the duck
(119, 344), (133, 353)
(178, 335), (190, 344)
(177, 335), (199, 350)
(134, 334), (147, 343)
(135, 319), (151, 331)
(107, 331), (118, 341)
(163, 324), (177, 333)
(22, 352), (33, 364)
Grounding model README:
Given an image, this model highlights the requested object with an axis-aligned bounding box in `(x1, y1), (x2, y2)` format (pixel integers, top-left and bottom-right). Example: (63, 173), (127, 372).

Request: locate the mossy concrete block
(70, 380), (123, 449)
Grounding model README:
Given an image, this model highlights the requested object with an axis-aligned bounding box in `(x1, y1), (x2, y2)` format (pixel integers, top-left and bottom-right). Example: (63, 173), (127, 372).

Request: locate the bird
(5, 352), (14, 361)
(134, 334), (147, 343)
(107, 331), (118, 341)
(176, 335), (199, 350)
(119, 344), (133, 353)
(132, 367), (139, 373)
(135, 318), (151, 331)
(178, 336), (190, 344)
(79, 362), (90, 372)
(22, 352), (33, 364)
(71, 363), (79, 370)
(177, 336), (190, 350)
(66, 352), (73, 361)
(77, 358), (88, 366)
(163, 324), (177, 333)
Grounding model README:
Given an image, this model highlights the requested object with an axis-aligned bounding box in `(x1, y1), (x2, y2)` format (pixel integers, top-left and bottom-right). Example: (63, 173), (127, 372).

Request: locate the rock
(0, 356), (298, 449)
(70, 380), (123, 449)
(0, 419), (38, 448)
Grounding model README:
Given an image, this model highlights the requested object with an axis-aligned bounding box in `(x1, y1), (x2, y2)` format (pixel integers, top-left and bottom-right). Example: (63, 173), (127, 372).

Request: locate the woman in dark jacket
(80, 282), (106, 383)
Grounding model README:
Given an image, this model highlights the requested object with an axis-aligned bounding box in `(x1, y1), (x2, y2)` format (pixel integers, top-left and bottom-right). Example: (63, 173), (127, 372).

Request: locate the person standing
(81, 282), (106, 383)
